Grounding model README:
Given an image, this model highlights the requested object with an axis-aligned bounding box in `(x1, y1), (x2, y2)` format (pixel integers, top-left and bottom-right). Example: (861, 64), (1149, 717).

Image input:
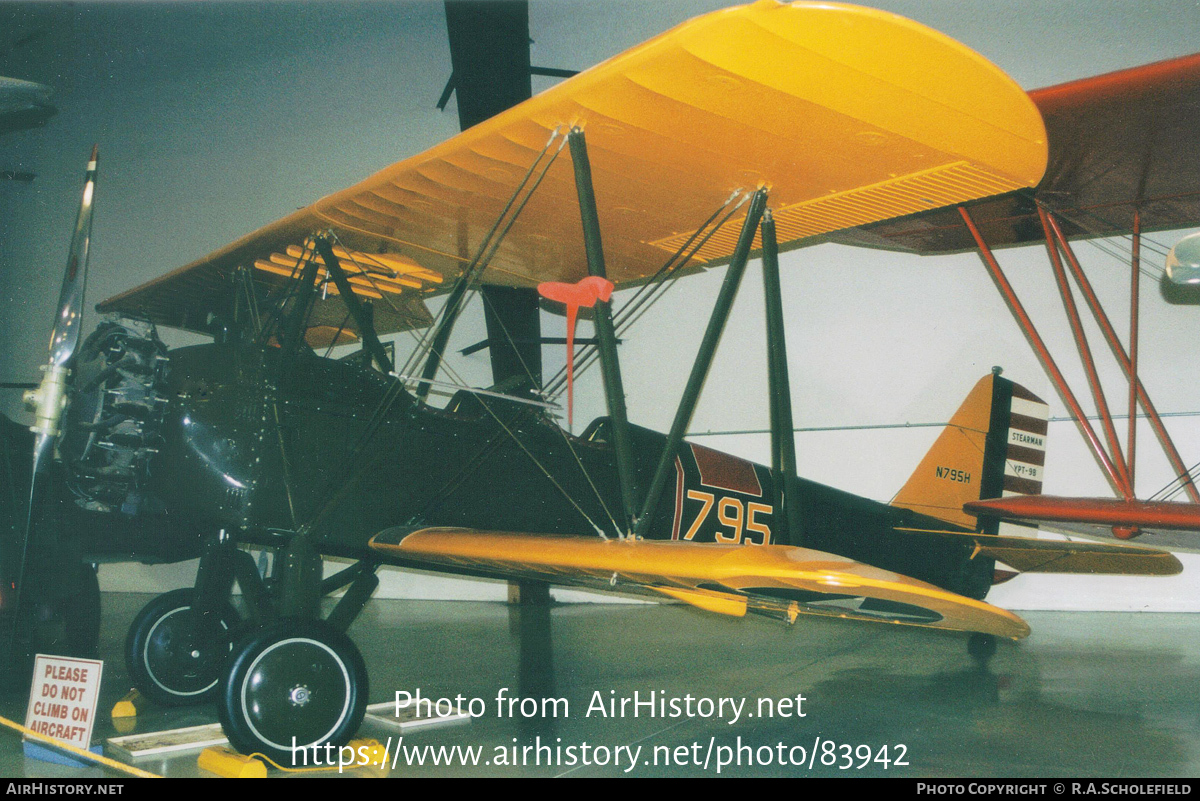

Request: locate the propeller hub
(23, 363), (70, 440)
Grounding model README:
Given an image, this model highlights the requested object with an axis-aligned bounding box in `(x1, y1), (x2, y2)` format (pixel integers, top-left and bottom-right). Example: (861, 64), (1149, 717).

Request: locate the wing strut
(1042, 211), (1199, 504)
(1036, 207), (1131, 496)
(543, 191), (748, 400)
(1128, 211), (1140, 492)
(634, 189), (769, 539)
(760, 210), (803, 546)
(960, 202), (1200, 537)
(567, 128), (638, 535)
(405, 128), (565, 400)
(960, 205), (1132, 498)
(313, 235), (394, 374)
(263, 238), (321, 355)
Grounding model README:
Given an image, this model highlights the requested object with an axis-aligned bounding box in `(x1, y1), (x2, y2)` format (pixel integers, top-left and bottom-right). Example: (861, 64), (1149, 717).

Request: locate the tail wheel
(218, 619), (367, 767)
(125, 588), (240, 706)
(968, 632), (998, 663)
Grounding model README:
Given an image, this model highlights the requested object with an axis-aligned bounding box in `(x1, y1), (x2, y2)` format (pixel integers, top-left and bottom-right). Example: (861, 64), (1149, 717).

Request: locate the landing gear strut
(124, 529), (380, 764)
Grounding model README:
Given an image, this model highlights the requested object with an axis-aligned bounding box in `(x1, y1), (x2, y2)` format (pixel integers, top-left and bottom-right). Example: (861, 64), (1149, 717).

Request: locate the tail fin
(890, 372), (1048, 530)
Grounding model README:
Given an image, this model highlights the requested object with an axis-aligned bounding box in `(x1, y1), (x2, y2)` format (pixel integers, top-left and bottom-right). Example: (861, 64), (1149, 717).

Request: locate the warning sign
(24, 655), (103, 750)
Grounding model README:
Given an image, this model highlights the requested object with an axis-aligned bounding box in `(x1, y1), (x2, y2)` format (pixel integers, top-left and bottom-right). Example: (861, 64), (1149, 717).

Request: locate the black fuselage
(152, 341), (990, 599)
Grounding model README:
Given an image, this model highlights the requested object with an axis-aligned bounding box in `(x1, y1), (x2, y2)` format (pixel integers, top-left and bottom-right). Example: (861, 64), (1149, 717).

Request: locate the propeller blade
(49, 144), (98, 370)
(7, 148), (99, 661)
(24, 146), (97, 477)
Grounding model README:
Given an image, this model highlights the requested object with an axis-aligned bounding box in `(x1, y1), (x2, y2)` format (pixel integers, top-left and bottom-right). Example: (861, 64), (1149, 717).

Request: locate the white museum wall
(2, 1), (1199, 611)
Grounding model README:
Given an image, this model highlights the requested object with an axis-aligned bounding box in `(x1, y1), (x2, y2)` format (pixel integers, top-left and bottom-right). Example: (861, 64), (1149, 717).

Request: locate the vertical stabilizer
(891, 374), (1048, 530)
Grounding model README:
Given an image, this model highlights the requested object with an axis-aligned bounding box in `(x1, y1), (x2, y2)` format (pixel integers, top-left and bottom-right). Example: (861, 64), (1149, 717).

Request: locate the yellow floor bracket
(198, 746), (267, 779)
(110, 690), (142, 734)
(111, 689), (142, 718)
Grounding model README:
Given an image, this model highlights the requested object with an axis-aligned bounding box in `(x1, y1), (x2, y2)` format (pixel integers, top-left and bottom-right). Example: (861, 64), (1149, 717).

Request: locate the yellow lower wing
(369, 527), (1029, 640)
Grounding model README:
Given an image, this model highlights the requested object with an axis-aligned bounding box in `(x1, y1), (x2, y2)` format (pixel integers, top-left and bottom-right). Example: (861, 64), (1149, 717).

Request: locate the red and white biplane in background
(831, 53), (1200, 550)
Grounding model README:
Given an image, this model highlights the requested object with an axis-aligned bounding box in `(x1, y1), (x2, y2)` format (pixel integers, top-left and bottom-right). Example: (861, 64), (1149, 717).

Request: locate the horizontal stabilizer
(893, 527), (1182, 576)
(370, 526), (1030, 639)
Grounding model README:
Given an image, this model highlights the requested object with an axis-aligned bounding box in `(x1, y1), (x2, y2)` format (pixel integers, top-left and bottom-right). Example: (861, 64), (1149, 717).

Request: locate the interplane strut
(960, 203), (1200, 524)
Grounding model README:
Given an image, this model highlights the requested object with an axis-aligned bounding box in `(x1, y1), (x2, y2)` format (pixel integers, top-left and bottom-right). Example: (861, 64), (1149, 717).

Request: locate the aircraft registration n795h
(4, 0), (1193, 765)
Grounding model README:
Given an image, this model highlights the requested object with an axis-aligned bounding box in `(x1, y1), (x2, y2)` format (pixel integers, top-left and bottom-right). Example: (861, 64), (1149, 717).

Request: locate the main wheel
(125, 588), (240, 706)
(218, 619), (367, 767)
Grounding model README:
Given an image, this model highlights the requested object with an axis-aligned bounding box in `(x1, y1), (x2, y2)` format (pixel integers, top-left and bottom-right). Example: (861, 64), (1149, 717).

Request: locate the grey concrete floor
(2, 591), (1199, 778)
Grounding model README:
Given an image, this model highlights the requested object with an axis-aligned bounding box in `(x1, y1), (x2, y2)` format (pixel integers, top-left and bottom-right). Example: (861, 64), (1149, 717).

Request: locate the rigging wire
(543, 191), (747, 397)
(423, 131), (568, 364)
(321, 311), (354, 360)
(295, 132), (617, 539)
(687, 410), (1200, 437)
(1150, 459), (1200, 502)
(256, 235), (317, 347)
(322, 236), (423, 327)
(473, 286), (625, 537)
(399, 127), (566, 380)
(238, 266), (262, 337)
(1039, 199), (1174, 282)
(417, 345), (616, 538)
(543, 191), (750, 399)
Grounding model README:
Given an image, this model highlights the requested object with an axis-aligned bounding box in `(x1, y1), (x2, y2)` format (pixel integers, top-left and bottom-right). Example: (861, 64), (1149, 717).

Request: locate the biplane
(2, 0), (1194, 767)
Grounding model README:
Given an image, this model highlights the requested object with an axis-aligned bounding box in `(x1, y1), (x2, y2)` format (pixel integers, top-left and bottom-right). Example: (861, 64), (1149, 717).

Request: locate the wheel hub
(132, 591), (237, 705)
(289, 685), (311, 707)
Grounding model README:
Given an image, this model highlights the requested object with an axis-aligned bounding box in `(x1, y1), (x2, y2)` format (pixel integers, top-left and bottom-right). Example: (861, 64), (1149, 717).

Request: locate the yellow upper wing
(369, 526), (1031, 640)
(99, 0), (1046, 333)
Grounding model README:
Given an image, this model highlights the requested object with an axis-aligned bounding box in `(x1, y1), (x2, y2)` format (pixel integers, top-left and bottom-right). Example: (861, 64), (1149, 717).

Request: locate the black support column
(482, 286), (543, 390)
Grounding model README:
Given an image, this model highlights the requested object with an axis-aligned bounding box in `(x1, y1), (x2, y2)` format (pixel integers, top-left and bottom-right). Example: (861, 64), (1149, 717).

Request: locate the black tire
(218, 619), (368, 767)
(125, 588), (240, 706)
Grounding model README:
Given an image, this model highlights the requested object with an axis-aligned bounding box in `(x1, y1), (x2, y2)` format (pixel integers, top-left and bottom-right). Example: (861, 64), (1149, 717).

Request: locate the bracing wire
(399, 127), (566, 380)
(544, 191), (750, 399)
(296, 129), (615, 539)
(473, 287), (624, 537)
